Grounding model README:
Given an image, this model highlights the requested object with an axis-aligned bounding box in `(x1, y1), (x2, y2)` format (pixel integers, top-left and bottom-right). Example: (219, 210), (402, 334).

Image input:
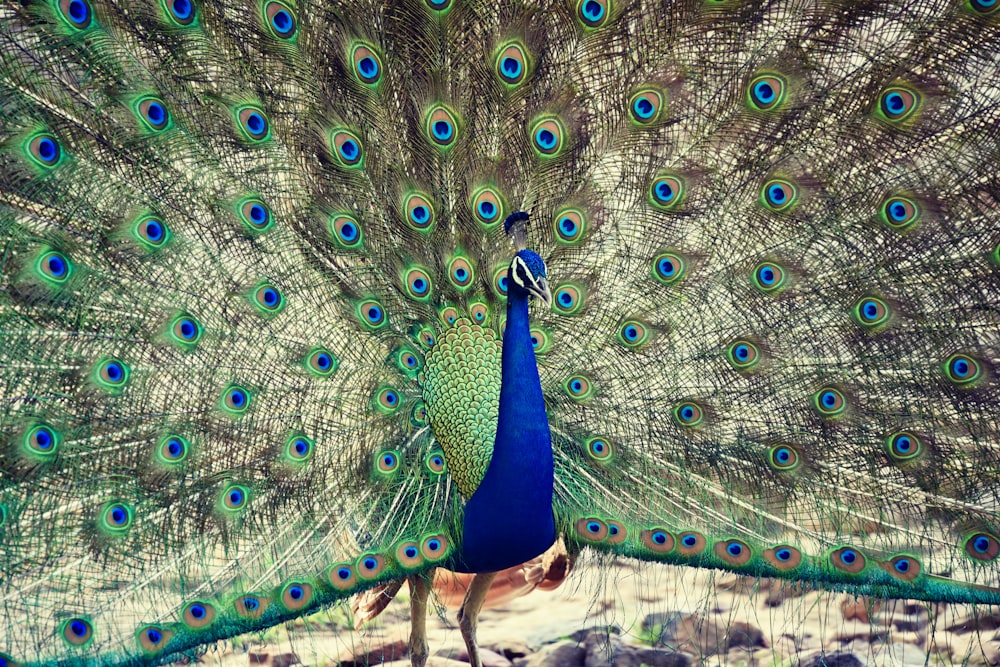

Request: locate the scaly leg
(457, 571), (498, 667)
(408, 574), (432, 667)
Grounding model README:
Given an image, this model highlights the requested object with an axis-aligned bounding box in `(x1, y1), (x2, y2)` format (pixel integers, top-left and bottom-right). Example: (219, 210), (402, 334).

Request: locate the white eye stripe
(511, 257), (528, 287)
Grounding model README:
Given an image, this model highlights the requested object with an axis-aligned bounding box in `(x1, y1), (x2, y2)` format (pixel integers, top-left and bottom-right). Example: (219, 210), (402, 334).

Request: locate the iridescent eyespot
(943, 353), (982, 386)
(764, 545), (802, 571)
(715, 539), (752, 566)
(439, 306), (459, 327)
(375, 449), (401, 475)
(747, 73), (787, 111)
(404, 193), (435, 231)
(425, 0), (452, 10)
(221, 384), (251, 415)
(448, 256), (475, 289)
(967, 0), (999, 14)
(495, 41), (529, 87)
(329, 563), (357, 590)
(100, 502), (133, 534)
(58, 0), (93, 29)
(61, 618), (93, 646)
(885, 431), (923, 462)
(883, 555), (921, 581)
(471, 185), (504, 228)
(417, 326), (436, 348)
(161, 0), (195, 25)
(585, 437), (613, 462)
(553, 208), (587, 244)
(220, 483), (249, 512)
(649, 174), (684, 210)
(132, 215), (170, 249)
(26, 133), (62, 170)
(726, 340), (761, 371)
(330, 129), (364, 167)
(880, 195), (920, 231)
(813, 387), (846, 418)
(402, 267), (433, 302)
(965, 532), (1000, 561)
(529, 327), (551, 354)
(426, 105), (459, 149)
(411, 402), (428, 426)
(181, 601), (216, 629)
(553, 283), (584, 315)
(95, 357), (130, 393)
(36, 250), (72, 284)
(357, 299), (387, 329)
(652, 252), (685, 285)
(529, 115), (566, 157)
(134, 96), (170, 132)
(425, 451), (447, 474)
(677, 531), (707, 556)
(629, 87), (664, 124)
(607, 521), (627, 545)
(760, 178), (798, 212)
(356, 553), (388, 580)
(831, 547), (866, 573)
(618, 320), (650, 348)
(876, 84), (920, 124)
(673, 401), (703, 427)
(251, 283), (285, 314)
(576, 0), (610, 28)
(330, 213), (363, 249)
(469, 302), (489, 324)
(234, 594), (269, 619)
(641, 528), (674, 554)
(563, 374), (594, 401)
(395, 347), (423, 375)
(351, 43), (382, 85)
(852, 296), (890, 330)
(768, 444), (800, 471)
(264, 1), (296, 38)
(305, 347), (337, 377)
(374, 387), (401, 414)
(235, 105), (270, 142)
(493, 267), (509, 298)
(285, 434), (313, 462)
(280, 581), (314, 611)
(24, 424), (59, 458)
(137, 624), (174, 654)
(421, 534), (450, 562)
(396, 541), (424, 568)
(751, 261), (787, 294)
(576, 517), (609, 542)
(157, 435), (189, 465)
(235, 198), (272, 233)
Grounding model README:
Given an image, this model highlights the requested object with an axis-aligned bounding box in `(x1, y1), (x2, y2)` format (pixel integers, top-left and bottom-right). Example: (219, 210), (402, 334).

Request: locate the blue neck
(455, 288), (555, 572)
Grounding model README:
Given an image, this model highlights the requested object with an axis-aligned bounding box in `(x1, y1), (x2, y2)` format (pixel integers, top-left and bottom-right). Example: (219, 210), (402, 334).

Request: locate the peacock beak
(531, 277), (552, 308)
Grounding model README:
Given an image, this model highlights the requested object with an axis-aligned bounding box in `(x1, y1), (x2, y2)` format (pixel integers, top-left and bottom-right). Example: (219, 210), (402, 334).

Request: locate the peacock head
(509, 250), (552, 307)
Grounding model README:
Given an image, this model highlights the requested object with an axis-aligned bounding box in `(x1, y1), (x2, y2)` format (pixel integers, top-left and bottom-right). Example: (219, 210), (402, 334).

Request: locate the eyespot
(885, 431), (923, 463)
(157, 435), (190, 465)
(235, 105), (270, 142)
(162, 0), (196, 25)
(853, 296), (891, 330)
(726, 340), (761, 371)
(425, 0), (452, 11)
(131, 215), (170, 249)
(553, 283), (584, 315)
(425, 450), (447, 474)
(404, 192), (435, 232)
(285, 434), (313, 463)
(641, 528), (674, 554)
(221, 384), (251, 415)
(649, 174), (684, 210)
(330, 129), (364, 167)
(58, 0), (93, 29)
(471, 185), (504, 228)
(965, 532), (1000, 561)
(618, 320), (650, 348)
(357, 299), (387, 329)
(879, 195), (920, 231)
(375, 449), (401, 476)
(351, 44), (382, 85)
(395, 347), (423, 375)
(968, 0), (999, 14)
(673, 401), (703, 427)
(607, 520), (627, 545)
(877, 84), (920, 124)
(439, 306), (459, 327)
(585, 437), (613, 462)
(329, 564), (355, 591)
(495, 41), (530, 87)
(629, 87), (664, 124)
(529, 327), (551, 354)
(943, 353), (982, 386)
(166, 314), (202, 350)
(492, 267), (509, 298)
(468, 302), (490, 325)
(813, 387), (846, 418)
(220, 483), (250, 512)
(24, 424), (59, 458)
(563, 374), (595, 401)
(100, 502), (133, 534)
(374, 387), (401, 414)
(396, 541), (424, 568)
(768, 444), (800, 471)
(751, 261), (787, 294)
(747, 73), (787, 111)
(882, 555), (921, 581)
(426, 105), (459, 149)
(417, 326), (436, 348)
(36, 250), (72, 284)
(137, 625), (174, 654)
(715, 539), (752, 566)
(831, 547), (866, 574)
(249, 284), (285, 316)
(411, 402), (428, 426)
(553, 208), (587, 245)
(576, 0), (610, 28)
(355, 553), (388, 581)
(238, 199), (273, 233)
(182, 601), (216, 629)
(763, 545), (802, 571)
(575, 518), (609, 542)
(95, 357), (130, 393)
(264, 0), (296, 38)
(26, 132), (62, 169)
(279, 581), (314, 611)
(234, 594), (269, 619)
(135, 96), (170, 132)
(529, 115), (566, 157)
(304, 347), (337, 377)
(652, 252), (686, 285)
(60, 618), (93, 646)
(760, 178), (798, 212)
(401, 266), (433, 302)
(676, 531), (707, 557)
(329, 213), (363, 249)
(421, 534), (450, 562)
(448, 255), (475, 289)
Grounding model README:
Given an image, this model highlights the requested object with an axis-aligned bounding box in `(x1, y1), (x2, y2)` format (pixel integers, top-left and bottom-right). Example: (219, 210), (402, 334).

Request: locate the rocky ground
(200, 559), (1000, 667)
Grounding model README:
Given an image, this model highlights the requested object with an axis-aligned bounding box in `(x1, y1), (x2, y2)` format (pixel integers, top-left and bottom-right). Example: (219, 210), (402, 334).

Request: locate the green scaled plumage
(1, 0), (1000, 664)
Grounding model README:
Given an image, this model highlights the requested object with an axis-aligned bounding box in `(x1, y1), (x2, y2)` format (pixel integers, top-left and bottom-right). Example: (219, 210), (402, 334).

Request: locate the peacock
(1, 0), (999, 664)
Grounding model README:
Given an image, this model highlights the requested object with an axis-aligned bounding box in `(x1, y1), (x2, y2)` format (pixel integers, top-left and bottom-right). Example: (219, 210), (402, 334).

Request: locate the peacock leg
(457, 571), (499, 667)
(408, 573), (432, 667)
